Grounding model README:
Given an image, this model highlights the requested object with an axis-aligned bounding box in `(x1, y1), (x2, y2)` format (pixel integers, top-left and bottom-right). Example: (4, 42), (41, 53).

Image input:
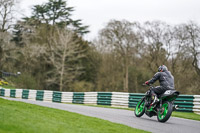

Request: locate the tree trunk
(59, 45), (66, 91)
(135, 76), (138, 93)
(125, 65), (129, 91)
(124, 59), (129, 92)
(59, 72), (63, 92)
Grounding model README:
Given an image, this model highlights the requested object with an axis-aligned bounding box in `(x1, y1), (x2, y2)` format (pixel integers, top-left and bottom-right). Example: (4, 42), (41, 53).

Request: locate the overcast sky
(20, 0), (200, 40)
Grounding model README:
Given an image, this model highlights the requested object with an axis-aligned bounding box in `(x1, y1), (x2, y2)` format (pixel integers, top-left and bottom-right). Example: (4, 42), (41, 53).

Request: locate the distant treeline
(0, 0), (200, 94)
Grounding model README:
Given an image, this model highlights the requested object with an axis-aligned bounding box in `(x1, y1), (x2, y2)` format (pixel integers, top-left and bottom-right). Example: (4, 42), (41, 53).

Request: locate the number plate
(164, 90), (171, 94)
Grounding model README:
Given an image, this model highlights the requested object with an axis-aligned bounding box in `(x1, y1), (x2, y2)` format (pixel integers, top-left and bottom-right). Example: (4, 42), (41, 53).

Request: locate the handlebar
(142, 83), (153, 87)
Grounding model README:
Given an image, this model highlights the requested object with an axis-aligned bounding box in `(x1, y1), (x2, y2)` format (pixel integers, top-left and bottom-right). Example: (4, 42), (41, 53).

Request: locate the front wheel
(157, 101), (173, 122)
(134, 99), (145, 117)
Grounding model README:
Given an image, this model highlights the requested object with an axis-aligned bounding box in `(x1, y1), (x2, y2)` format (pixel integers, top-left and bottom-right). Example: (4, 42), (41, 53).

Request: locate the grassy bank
(172, 111), (200, 121)
(0, 98), (148, 133)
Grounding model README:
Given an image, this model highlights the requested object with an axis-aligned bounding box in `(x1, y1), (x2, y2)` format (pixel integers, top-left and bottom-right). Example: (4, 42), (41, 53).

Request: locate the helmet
(158, 65), (168, 72)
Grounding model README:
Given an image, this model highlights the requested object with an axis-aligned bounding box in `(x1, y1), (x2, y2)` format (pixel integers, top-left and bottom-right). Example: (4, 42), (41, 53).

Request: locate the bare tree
(142, 21), (174, 72)
(98, 20), (142, 92)
(183, 22), (200, 77)
(0, 31), (16, 69)
(0, 0), (17, 32)
(0, 0), (16, 69)
(45, 28), (86, 91)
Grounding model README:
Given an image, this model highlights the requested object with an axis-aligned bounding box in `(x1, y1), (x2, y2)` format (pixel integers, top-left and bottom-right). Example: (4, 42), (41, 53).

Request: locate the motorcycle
(134, 84), (179, 122)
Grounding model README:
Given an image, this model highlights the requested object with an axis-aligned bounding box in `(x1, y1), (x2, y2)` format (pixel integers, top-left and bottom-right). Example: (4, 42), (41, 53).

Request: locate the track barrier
(0, 87), (199, 114)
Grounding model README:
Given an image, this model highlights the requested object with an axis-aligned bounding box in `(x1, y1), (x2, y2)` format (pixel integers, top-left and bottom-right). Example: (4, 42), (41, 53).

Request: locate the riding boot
(150, 93), (159, 106)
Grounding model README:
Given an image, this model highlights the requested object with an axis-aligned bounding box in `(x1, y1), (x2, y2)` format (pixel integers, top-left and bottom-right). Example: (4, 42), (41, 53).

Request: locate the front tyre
(134, 99), (145, 117)
(157, 101), (173, 122)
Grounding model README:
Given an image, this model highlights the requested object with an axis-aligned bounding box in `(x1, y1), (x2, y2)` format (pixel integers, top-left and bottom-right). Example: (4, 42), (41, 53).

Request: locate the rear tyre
(157, 101), (173, 122)
(134, 99), (145, 117)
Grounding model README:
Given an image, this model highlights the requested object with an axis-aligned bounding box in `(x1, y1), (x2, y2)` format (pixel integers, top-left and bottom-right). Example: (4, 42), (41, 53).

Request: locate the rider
(145, 65), (175, 106)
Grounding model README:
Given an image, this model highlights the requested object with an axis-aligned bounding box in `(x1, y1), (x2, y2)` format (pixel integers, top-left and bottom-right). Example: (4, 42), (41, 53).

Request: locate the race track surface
(2, 97), (200, 133)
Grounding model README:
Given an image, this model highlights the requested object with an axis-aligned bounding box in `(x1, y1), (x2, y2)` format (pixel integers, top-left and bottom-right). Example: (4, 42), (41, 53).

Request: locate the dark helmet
(158, 65), (168, 72)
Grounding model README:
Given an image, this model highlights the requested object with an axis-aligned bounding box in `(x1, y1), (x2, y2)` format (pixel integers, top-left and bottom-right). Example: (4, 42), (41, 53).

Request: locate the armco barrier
(15, 89), (22, 98)
(73, 92), (84, 104)
(36, 90), (44, 101)
(84, 92), (97, 104)
(61, 92), (73, 103)
(53, 91), (62, 102)
(10, 89), (16, 98)
(0, 88), (199, 114)
(111, 92), (129, 108)
(22, 89), (29, 99)
(174, 95), (194, 112)
(0, 88), (5, 96)
(43, 90), (53, 102)
(129, 93), (145, 108)
(97, 92), (112, 105)
(5, 89), (10, 97)
(28, 90), (37, 100)
(193, 95), (200, 113)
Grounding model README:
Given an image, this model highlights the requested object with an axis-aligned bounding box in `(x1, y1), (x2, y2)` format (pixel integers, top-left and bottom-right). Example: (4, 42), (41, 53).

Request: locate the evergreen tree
(31, 0), (89, 35)
(11, 24), (24, 47)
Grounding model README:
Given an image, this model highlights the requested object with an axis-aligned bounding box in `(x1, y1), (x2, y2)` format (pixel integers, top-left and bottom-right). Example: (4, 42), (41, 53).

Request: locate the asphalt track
(2, 97), (200, 133)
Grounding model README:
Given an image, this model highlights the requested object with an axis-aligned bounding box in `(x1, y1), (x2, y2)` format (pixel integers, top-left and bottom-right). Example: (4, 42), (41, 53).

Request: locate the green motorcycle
(134, 85), (179, 122)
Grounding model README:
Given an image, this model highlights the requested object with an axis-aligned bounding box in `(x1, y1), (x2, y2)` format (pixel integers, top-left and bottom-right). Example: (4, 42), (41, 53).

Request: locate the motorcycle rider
(145, 65), (175, 106)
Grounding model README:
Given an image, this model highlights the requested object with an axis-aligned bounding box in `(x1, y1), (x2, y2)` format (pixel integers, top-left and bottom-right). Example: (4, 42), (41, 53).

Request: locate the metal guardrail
(0, 88), (199, 114)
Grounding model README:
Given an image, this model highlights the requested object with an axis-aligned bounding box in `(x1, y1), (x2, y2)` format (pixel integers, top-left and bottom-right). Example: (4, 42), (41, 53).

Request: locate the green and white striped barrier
(193, 95), (200, 113)
(0, 87), (200, 114)
(111, 92), (129, 107)
(97, 92), (112, 105)
(84, 92), (97, 104)
(61, 92), (73, 103)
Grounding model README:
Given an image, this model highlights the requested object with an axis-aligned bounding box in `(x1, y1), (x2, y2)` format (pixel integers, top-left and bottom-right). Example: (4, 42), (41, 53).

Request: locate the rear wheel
(157, 101), (173, 122)
(134, 99), (145, 117)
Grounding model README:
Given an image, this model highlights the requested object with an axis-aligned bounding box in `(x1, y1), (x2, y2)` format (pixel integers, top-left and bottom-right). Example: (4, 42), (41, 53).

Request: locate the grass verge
(0, 98), (148, 133)
(0, 85), (16, 89)
(172, 111), (200, 121)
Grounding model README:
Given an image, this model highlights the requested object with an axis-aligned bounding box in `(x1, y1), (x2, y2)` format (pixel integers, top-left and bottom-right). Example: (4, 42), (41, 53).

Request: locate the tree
(0, 0), (16, 32)
(95, 51), (124, 92)
(141, 21), (172, 72)
(30, 0), (89, 35)
(97, 20), (142, 92)
(44, 28), (86, 91)
(0, 0), (17, 69)
(184, 22), (200, 77)
(11, 22), (25, 47)
(0, 31), (16, 69)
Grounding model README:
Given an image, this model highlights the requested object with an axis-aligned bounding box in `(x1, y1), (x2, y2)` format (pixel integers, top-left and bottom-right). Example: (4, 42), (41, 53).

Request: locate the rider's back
(148, 70), (174, 90)
(159, 71), (174, 90)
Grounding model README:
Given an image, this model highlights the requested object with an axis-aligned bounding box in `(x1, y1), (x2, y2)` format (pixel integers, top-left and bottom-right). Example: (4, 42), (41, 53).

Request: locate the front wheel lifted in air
(134, 99), (145, 117)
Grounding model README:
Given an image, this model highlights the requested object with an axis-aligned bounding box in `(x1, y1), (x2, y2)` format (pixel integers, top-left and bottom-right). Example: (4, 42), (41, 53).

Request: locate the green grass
(0, 85), (16, 89)
(0, 98), (148, 133)
(172, 111), (200, 121)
